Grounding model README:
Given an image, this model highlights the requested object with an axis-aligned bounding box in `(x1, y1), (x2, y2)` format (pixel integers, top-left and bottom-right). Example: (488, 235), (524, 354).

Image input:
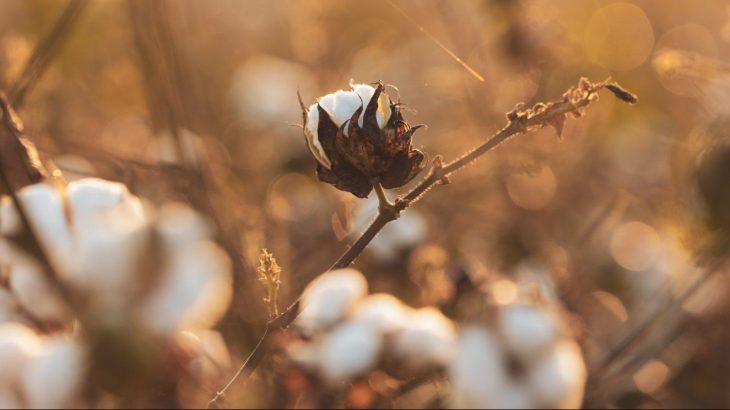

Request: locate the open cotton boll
(526, 340), (586, 409)
(498, 304), (559, 360)
(351, 83), (390, 129)
(155, 202), (213, 251)
(141, 241), (232, 334)
(351, 293), (411, 334)
(0, 239), (68, 323)
(331, 90), (364, 131)
(319, 321), (383, 384)
(304, 83), (391, 168)
(0, 323), (42, 387)
(391, 307), (456, 370)
(0, 196), (21, 236)
(449, 326), (508, 409)
(66, 178), (143, 224)
(15, 183), (71, 267)
(22, 337), (86, 409)
(296, 269), (368, 335)
(68, 202), (150, 311)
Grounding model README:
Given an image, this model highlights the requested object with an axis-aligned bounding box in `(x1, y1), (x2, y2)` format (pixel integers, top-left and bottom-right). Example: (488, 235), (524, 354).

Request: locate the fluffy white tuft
(391, 307), (456, 370)
(319, 321), (383, 383)
(449, 326), (508, 409)
(296, 268), (368, 335)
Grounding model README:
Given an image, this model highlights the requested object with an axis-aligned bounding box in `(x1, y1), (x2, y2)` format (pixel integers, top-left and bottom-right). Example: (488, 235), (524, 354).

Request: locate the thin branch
(10, 0), (89, 108)
(0, 93), (80, 316)
(207, 77), (637, 409)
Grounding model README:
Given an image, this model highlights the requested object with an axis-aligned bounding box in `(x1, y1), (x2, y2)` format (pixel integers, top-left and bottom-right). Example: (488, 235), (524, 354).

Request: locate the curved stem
(206, 78), (637, 409)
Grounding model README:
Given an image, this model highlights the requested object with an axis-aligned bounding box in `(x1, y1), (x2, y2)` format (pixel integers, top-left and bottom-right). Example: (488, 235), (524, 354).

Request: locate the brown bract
(301, 84), (425, 198)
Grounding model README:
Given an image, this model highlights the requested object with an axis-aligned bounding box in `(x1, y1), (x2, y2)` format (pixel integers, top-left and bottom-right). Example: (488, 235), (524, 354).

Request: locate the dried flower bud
(300, 82), (425, 198)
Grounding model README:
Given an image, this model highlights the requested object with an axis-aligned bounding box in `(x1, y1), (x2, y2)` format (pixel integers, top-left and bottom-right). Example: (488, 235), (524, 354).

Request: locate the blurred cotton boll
(296, 268), (368, 335)
(0, 323), (42, 388)
(351, 293), (411, 334)
(21, 337), (86, 409)
(230, 55), (315, 124)
(449, 326), (508, 409)
(390, 307), (456, 371)
(9, 262), (70, 323)
(141, 241), (233, 334)
(155, 202), (213, 252)
(351, 197), (427, 262)
(526, 340), (586, 409)
(319, 321), (384, 384)
(498, 304), (559, 360)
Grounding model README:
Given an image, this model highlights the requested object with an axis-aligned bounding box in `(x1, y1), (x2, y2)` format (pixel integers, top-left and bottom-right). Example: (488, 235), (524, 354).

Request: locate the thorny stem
(207, 78), (638, 409)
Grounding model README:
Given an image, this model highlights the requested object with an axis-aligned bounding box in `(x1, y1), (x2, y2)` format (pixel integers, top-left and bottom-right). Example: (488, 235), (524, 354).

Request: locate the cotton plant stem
(207, 78), (637, 409)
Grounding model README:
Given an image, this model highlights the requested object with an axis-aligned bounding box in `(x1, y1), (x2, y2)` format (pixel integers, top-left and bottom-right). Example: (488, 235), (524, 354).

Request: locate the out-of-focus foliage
(0, 0), (729, 408)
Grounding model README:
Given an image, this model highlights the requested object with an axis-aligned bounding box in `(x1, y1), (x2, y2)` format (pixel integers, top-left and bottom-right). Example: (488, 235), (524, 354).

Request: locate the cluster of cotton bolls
(0, 178), (233, 408)
(287, 268), (586, 409)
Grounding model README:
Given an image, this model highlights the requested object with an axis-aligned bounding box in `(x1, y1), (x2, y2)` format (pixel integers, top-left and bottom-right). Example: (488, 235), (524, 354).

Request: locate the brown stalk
(207, 77), (638, 409)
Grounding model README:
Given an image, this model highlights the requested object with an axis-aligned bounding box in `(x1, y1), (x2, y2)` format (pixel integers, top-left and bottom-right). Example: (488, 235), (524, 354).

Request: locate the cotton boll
(449, 326), (508, 409)
(351, 83), (390, 128)
(69, 200), (150, 310)
(317, 93), (336, 115)
(319, 321), (383, 384)
(15, 183), (71, 265)
(526, 340), (586, 409)
(498, 305), (559, 360)
(142, 241), (233, 334)
(391, 307), (456, 370)
(0, 196), (21, 236)
(22, 337), (86, 409)
(332, 89), (364, 130)
(229, 55), (315, 123)
(9, 263), (69, 323)
(66, 178), (144, 226)
(351, 293), (410, 334)
(296, 269), (368, 335)
(0, 323), (42, 387)
(155, 202), (212, 251)
(305, 101), (330, 168)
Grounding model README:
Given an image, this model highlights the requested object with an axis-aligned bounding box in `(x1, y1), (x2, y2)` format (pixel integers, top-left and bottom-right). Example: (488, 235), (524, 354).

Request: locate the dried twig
(0, 94), (80, 315)
(207, 77), (638, 409)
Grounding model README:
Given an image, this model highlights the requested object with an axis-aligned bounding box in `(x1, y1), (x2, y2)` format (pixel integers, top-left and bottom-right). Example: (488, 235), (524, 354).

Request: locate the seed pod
(301, 83), (425, 198)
